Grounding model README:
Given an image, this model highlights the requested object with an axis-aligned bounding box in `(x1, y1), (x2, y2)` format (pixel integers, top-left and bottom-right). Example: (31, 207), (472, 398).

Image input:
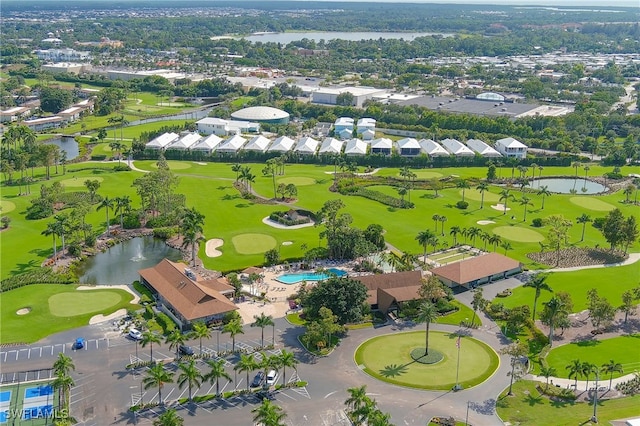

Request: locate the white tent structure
(370, 138), (393, 155)
(319, 137), (344, 154)
(397, 138), (421, 156)
(466, 139), (502, 157)
(146, 132), (179, 150)
(419, 139), (449, 157)
(243, 135), (271, 152)
(216, 134), (247, 153)
(167, 132), (202, 150)
(495, 137), (527, 159)
(191, 134), (223, 153)
(268, 136), (295, 153)
(295, 136), (320, 155)
(344, 138), (368, 156)
(441, 138), (475, 157)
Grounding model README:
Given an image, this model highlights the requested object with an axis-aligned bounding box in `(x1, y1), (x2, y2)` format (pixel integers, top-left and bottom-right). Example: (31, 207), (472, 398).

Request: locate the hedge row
(1, 268), (75, 292)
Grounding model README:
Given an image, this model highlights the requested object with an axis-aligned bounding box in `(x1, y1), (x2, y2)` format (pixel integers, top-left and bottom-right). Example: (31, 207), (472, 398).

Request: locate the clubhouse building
(431, 252), (523, 289)
(354, 270), (423, 314)
(139, 259), (237, 330)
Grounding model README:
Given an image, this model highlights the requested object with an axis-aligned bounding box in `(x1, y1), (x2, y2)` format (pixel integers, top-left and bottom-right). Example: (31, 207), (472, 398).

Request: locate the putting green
(355, 331), (499, 390)
(461, 188), (501, 202)
(277, 177), (316, 186)
(569, 197), (615, 212)
(411, 171), (443, 179)
(60, 176), (104, 187)
(48, 291), (122, 317)
(0, 200), (16, 213)
(150, 161), (192, 170)
(493, 226), (545, 243)
(232, 233), (277, 254)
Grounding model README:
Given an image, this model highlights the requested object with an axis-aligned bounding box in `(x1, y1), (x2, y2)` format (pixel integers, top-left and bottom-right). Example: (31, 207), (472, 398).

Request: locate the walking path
(527, 372), (636, 390)
(545, 252), (640, 272)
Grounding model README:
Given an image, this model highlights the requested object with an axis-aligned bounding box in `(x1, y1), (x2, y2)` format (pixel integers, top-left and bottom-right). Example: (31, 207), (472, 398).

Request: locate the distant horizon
(8, 0), (640, 5)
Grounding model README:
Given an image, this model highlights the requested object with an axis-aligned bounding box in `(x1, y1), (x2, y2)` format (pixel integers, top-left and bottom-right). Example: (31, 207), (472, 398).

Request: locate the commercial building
(312, 87), (387, 107)
(230, 106), (290, 125)
(196, 117), (260, 136)
(431, 253), (522, 289)
(495, 137), (528, 159)
(354, 271), (423, 314)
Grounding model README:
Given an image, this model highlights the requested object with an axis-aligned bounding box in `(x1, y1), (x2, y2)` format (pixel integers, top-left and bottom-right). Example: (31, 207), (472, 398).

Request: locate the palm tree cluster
(345, 385), (394, 426)
(52, 353), (75, 413)
(419, 227), (504, 255)
(566, 359), (623, 391)
(252, 398), (287, 426)
(232, 164), (256, 194)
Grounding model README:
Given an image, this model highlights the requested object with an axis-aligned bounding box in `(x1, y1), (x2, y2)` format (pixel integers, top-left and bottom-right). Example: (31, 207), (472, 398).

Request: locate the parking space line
(163, 388), (175, 403)
(1, 352), (6, 362)
(278, 391), (296, 401)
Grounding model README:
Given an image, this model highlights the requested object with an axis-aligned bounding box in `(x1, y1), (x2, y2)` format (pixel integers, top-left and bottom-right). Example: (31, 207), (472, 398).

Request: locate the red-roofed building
(431, 253), (522, 289)
(353, 270), (424, 314)
(139, 259), (237, 330)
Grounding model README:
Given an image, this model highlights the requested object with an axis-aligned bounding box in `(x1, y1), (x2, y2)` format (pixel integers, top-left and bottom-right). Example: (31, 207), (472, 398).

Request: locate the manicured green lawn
(438, 300), (482, 327)
(499, 262), (640, 313)
(231, 233), (278, 254)
(354, 331), (499, 390)
(545, 334), (640, 380)
(496, 380), (640, 425)
(0, 284), (139, 344)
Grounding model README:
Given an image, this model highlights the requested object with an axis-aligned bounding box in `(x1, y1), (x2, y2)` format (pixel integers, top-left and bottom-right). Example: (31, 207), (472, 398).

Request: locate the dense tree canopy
(301, 276), (368, 325)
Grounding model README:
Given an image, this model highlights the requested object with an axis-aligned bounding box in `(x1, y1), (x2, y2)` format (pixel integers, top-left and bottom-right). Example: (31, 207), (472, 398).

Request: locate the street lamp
(591, 372), (599, 423)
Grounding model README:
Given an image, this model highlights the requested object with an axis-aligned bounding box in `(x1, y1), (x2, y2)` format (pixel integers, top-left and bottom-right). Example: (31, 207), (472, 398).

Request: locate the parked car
(251, 371), (265, 387)
(128, 328), (143, 341)
(72, 338), (85, 350)
(178, 345), (194, 356)
(266, 370), (278, 386)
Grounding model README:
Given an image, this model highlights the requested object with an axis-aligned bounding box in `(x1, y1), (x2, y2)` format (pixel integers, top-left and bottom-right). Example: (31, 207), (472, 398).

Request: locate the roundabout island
(354, 331), (499, 391)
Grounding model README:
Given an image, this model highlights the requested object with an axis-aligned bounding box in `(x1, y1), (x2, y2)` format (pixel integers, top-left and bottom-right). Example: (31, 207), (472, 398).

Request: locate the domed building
(230, 106), (290, 125)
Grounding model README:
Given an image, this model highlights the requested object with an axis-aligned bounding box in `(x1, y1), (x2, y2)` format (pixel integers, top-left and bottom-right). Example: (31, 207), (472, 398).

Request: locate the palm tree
(540, 366), (557, 389)
(500, 241), (513, 255)
(601, 360), (623, 390)
(566, 359), (583, 390)
(449, 226), (461, 246)
(114, 196), (131, 229)
(222, 318), (244, 352)
(537, 185), (551, 209)
(177, 360), (203, 402)
(416, 301), (438, 356)
(499, 189), (513, 215)
(537, 165), (544, 179)
(252, 398), (287, 426)
(582, 362), (597, 391)
(456, 179), (470, 202)
(415, 230), (435, 261)
(488, 234), (502, 252)
(345, 385), (369, 413)
(517, 165), (528, 178)
(524, 273), (552, 320)
(519, 196), (532, 222)
(52, 373), (74, 410)
(572, 162), (580, 177)
(583, 165), (591, 183)
(153, 408), (183, 426)
(466, 227), (481, 247)
(397, 186), (408, 203)
(191, 321), (211, 354)
(181, 207), (205, 267)
(235, 353), (258, 390)
(143, 362), (174, 406)
(53, 213), (70, 253)
(231, 163), (242, 181)
(165, 330), (187, 358)
(252, 313), (275, 348)
(542, 296), (567, 346)
(431, 214), (440, 232)
(277, 350), (298, 385)
(438, 215), (447, 236)
(141, 331), (162, 361)
(42, 221), (58, 264)
(476, 182), (489, 209)
(576, 213), (592, 242)
(204, 358), (232, 397)
(97, 196), (114, 233)
(53, 353), (75, 377)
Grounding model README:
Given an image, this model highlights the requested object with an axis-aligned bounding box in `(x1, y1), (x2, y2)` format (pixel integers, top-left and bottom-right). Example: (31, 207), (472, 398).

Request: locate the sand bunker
(194, 162), (207, 165)
(282, 241), (293, 246)
(16, 307), (31, 315)
(477, 220), (496, 225)
(90, 308), (127, 325)
(491, 204), (510, 212)
(206, 238), (224, 257)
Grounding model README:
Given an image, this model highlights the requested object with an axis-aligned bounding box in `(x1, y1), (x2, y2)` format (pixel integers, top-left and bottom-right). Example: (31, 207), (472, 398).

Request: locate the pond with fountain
(77, 236), (182, 285)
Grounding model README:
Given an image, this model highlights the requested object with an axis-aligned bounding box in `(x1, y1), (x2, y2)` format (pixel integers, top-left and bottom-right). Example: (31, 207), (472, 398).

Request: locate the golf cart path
(545, 252), (640, 273)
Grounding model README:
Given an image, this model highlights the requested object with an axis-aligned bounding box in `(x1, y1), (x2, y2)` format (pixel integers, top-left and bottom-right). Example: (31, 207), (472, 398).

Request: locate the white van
(266, 370), (278, 386)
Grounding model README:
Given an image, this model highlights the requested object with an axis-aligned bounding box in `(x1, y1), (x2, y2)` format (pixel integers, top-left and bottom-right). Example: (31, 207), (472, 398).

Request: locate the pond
(527, 178), (608, 194)
(44, 136), (79, 160)
(243, 31), (454, 44)
(77, 236), (182, 285)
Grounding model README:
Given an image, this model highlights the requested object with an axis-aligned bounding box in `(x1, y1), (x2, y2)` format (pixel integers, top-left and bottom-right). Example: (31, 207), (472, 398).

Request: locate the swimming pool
(276, 268), (347, 284)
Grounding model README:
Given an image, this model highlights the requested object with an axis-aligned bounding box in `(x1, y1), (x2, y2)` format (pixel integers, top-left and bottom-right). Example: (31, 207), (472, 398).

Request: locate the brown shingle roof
(354, 271), (423, 305)
(431, 253), (522, 285)
(139, 259), (237, 321)
(198, 277), (235, 294)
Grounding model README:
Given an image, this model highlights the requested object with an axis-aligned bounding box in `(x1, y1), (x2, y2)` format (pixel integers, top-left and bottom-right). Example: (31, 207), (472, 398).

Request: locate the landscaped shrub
(269, 210), (312, 226)
(349, 187), (414, 209)
(155, 312), (177, 334)
(84, 234), (97, 248)
(57, 191), (95, 207)
(25, 199), (54, 220)
(0, 268), (75, 292)
(456, 200), (469, 210)
(113, 164), (131, 172)
(532, 218), (544, 227)
(90, 154), (107, 161)
(537, 384), (577, 400)
(152, 226), (178, 239)
(1, 216), (10, 229)
(592, 217), (606, 229)
(146, 215), (178, 228)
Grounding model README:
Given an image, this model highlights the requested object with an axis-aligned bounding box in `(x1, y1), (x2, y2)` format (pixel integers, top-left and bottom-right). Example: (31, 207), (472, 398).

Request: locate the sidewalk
(527, 372), (636, 390)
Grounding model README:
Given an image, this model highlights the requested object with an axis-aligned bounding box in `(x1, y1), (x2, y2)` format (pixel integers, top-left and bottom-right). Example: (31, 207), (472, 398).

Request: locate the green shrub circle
(410, 348), (444, 364)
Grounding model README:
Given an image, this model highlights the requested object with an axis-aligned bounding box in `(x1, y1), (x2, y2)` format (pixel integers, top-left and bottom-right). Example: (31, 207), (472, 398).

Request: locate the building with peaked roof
(319, 137), (344, 154)
(295, 136), (320, 155)
(243, 135), (271, 152)
(196, 117), (260, 136)
(146, 132), (180, 150)
(344, 138), (368, 156)
(139, 259), (237, 330)
(431, 253), (522, 289)
(441, 138), (475, 157)
(167, 132), (202, 150)
(191, 134), (223, 154)
(495, 137), (527, 159)
(353, 271), (423, 314)
(397, 138), (421, 157)
(419, 139), (449, 157)
(370, 138), (393, 155)
(334, 117), (354, 134)
(217, 134), (247, 153)
(357, 117), (376, 132)
(466, 139), (502, 157)
(268, 136), (295, 153)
